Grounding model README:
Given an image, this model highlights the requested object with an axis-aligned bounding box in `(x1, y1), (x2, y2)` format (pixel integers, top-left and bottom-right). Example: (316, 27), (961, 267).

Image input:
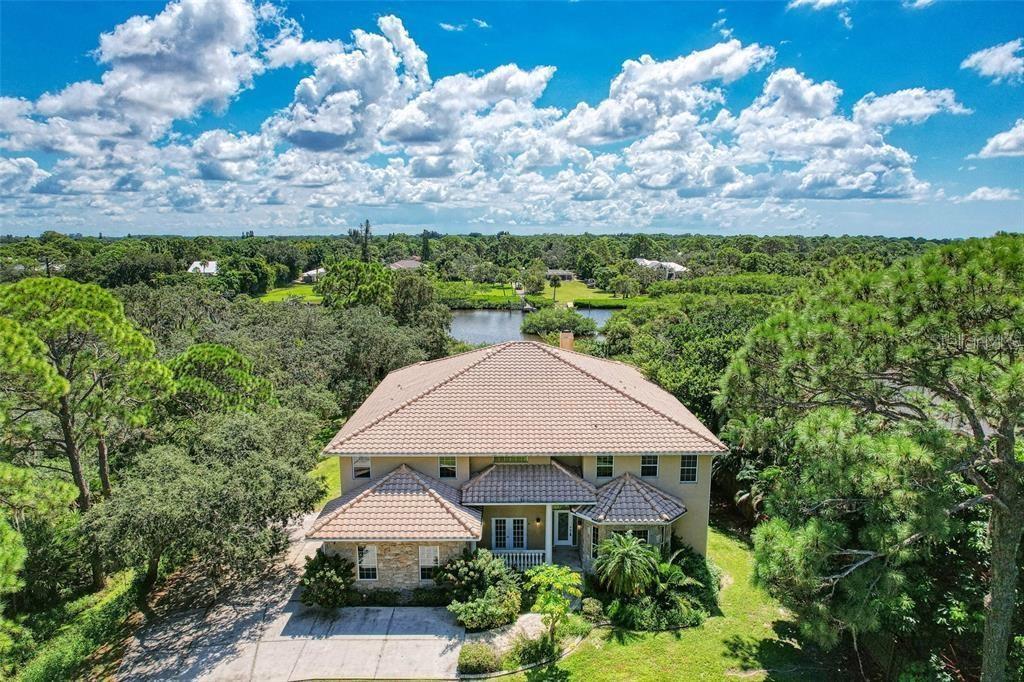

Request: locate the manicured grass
(260, 284), (322, 303)
(312, 456), (341, 508)
(513, 522), (846, 682)
(539, 280), (648, 308)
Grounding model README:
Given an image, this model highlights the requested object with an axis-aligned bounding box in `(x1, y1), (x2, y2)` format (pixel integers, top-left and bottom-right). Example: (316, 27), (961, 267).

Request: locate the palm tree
(593, 532), (659, 597)
(652, 550), (702, 606)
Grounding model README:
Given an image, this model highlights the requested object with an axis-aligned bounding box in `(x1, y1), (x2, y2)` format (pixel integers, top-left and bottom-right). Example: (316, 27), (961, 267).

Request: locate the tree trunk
(981, 487), (1024, 681)
(144, 550), (161, 589)
(58, 396), (91, 513)
(58, 396), (106, 589)
(97, 432), (112, 498)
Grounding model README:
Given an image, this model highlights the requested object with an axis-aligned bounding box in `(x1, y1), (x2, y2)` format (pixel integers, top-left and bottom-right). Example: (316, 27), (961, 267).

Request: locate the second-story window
(596, 455), (614, 478)
(353, 456), (371, 479)
(640, 455), (659, 477)
(679, 454), (698, 483)
(438, 456), (457, 479)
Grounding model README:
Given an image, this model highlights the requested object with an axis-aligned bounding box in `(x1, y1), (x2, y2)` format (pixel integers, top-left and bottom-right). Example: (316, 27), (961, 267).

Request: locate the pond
(450, 308), (617, 345)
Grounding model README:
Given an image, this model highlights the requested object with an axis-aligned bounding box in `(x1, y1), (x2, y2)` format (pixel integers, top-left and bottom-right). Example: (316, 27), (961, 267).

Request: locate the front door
(554, 511), (573, 546)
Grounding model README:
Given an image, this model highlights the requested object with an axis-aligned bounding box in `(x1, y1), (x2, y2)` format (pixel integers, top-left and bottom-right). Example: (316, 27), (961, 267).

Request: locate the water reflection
(449, 308), (615, 345)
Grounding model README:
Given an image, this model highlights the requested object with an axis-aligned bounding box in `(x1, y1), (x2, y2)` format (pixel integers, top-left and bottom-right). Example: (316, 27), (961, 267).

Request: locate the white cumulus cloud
(961, 39), (1024, 84)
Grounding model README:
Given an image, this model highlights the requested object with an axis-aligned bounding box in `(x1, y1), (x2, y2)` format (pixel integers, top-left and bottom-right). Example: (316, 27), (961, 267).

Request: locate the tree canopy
(720, 235), (1024, 680)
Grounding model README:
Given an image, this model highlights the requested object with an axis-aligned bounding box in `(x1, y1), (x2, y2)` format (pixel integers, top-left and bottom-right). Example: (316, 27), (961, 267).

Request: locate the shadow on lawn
(723, 621), (849, 681)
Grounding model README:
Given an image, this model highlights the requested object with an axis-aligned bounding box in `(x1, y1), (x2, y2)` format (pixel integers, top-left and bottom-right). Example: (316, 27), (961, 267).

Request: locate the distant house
(546, 269), (574, 281)
(388, 256), (423, 270)
(299, 267), (327, 283)
(187, 260), (218, 275)
(308, 338), (726, 588)
(633, 258), (688, 279)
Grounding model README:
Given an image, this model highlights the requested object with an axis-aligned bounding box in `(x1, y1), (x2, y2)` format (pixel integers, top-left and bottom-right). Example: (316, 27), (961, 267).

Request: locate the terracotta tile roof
(461, 462), (597, 504)
(307, 465), (482, 541)
(574, 473), (687, 524)
(324, 341), (726, 455)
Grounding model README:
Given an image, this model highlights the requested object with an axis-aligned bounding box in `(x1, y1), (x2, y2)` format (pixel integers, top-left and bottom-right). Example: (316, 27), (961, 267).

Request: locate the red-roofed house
(308, 339), (726, 589)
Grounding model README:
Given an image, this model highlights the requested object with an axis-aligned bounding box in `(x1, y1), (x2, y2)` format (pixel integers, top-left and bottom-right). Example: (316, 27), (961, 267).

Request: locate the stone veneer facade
(324, 540), (470, 591)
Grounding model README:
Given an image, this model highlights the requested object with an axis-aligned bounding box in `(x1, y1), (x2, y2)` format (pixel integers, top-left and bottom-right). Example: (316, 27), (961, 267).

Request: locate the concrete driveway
(118, 514), (465, 680)
(121, 603), (464, 681)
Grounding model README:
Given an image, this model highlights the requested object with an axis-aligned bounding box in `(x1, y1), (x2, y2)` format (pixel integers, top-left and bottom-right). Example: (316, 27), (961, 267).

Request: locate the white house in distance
(299, 267), (327, 283)
(187, 260), (218, 275)
(633, 257), (688, 279)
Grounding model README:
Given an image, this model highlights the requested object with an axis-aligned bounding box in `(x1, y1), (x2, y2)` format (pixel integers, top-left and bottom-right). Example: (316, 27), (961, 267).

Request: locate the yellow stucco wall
(478, 505), (548, 550)
(578, 454), (714, 555)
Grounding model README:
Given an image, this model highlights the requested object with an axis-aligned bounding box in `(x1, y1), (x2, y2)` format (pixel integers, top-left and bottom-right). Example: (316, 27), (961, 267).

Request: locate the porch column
(544, 504), (553, 564)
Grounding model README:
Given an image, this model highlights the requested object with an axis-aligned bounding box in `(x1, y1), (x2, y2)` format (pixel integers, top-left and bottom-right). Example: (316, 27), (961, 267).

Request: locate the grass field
(260, 284), (322, 303)
(312, 456), (341, 508)
(536, 279), (649, 308)
(512, 520), (846, 682)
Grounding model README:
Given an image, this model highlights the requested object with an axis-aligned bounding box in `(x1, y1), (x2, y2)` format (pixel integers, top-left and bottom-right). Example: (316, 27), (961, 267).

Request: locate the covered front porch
(478, 503), (584, 571)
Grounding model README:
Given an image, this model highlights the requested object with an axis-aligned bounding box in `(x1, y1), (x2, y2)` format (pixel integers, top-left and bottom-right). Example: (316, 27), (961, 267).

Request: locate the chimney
(559, 331), (574, 351)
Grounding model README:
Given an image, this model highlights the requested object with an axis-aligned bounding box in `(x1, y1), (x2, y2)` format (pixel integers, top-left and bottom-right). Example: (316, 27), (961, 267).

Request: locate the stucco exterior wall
(478, 505), (547, 550)
(323, 541), (468, 591)
(338, 456), (472, 492)
(576, 454), (715, 555)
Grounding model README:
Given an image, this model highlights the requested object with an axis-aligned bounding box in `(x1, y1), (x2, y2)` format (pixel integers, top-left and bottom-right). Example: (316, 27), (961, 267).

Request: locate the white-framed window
(438, 456), (457, 479)
(492, 518), (526, 549)
(640, 455), (659, 478)
(494, 456), (528, 464)
(591, 526), (600, 560)
(353, 456), (371, 479)
(595, 455), (614, 478)
(679, 454), (698, 483)
(357, 545), (377, 580)
(419, 546), (439, 581)
(631, 529), (649, 544)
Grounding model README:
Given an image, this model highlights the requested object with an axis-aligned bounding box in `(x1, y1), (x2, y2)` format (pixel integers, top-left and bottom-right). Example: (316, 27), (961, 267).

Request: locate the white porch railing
(492, 549), (546, 571)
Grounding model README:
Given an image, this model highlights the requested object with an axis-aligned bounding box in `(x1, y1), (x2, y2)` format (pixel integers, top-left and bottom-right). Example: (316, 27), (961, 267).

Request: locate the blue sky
(0, 0), (1021, 237)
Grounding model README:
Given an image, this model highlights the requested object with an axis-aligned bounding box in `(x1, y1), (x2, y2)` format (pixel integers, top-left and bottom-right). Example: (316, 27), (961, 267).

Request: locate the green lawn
(538, 279), (649, 308)
(260, 283), (322, 303)
(312, 456), (341, 508)
(514, 522), (846, 682)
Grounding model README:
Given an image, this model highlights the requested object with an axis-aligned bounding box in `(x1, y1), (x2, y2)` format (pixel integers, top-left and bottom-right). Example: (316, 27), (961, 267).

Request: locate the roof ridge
(594, 475), (625, 522)
(308, 465), (404, 535)
(626, 474), (672, 521)
(461, 463), (496, 493)
(329, 343), (514, 451)
(532, 342), (725, 452)
(550, 459), (597, 493)
(403, 466), (480, 538)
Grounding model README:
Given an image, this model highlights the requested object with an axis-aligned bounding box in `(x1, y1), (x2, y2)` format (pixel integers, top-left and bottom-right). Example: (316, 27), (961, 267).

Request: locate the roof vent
(559, 331), (574, 351)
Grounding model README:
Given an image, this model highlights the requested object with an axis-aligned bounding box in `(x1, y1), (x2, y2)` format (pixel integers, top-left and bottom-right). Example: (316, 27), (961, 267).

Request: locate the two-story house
(307, 337), (727, 590)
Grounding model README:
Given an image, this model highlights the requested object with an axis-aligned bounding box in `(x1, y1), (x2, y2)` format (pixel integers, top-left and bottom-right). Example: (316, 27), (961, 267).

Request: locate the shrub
(669, 539), (721, 612)
(520, 307), (597, 337)
(300, 550), (355, 608)
(448, 576), (522, 631)
(435, 549), (514, 602)
(505, 633), (558, 667)
(348, 589), (402, 607)
(409, 586), (451, 607)
(606, 595), (704, 631)
(581, 597), (604, 622)
(557, 613), (593, 639)
(458, 642), (502, 674)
